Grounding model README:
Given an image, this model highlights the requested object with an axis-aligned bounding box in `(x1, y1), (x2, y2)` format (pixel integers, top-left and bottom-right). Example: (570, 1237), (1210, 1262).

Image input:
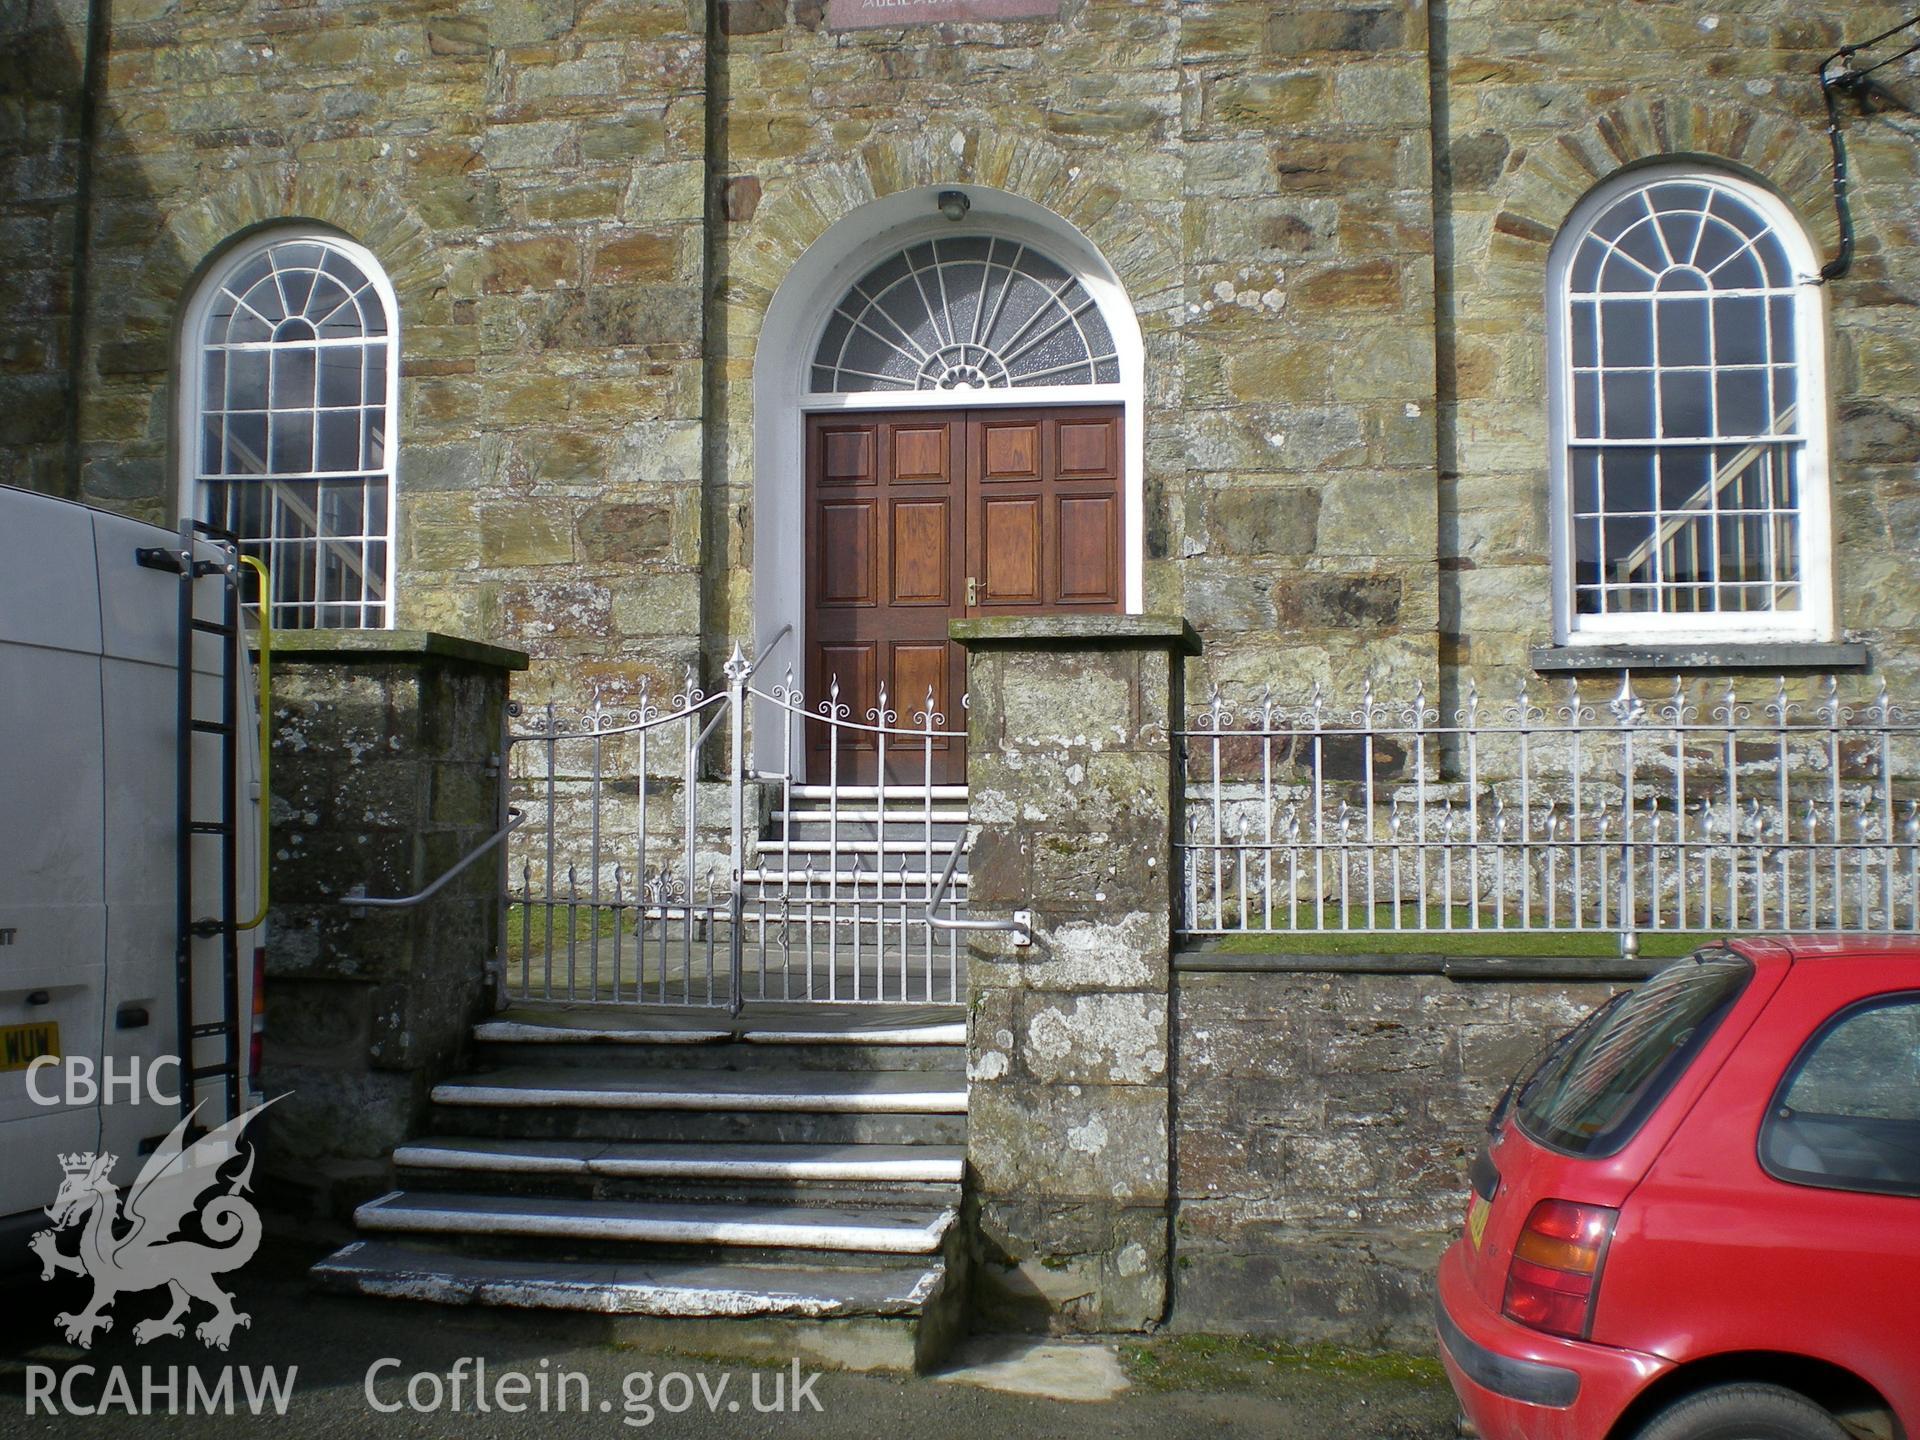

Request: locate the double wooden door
(805, 405), (1123, 783)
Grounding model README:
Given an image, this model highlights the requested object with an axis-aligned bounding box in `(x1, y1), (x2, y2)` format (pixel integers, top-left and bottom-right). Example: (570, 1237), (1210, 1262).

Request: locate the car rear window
(1515, 949), (1752, 1157)
(1760, 992), (1920, 1198)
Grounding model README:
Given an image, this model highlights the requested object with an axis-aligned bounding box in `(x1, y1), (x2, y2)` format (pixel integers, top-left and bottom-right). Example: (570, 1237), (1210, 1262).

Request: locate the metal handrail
(924, 843), (1032, 944)
(699, 631), (799, 751)
(345, 809), (525, 913)
(746, 623), (794, 682)
(237, 554), (272, 931)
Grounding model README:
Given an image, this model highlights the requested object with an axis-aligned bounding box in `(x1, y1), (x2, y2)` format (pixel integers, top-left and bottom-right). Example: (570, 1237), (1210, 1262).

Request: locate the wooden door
(805, 405), (1122, 784)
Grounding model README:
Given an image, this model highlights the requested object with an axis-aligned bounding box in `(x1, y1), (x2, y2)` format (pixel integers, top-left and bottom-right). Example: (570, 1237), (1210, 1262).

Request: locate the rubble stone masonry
(8, 0), (1920, 1343)
(9, 1), (1917, 700)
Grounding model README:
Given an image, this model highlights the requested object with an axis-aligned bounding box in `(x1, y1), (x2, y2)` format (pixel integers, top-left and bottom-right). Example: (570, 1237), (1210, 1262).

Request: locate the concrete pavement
(1, 1238), (1456, 1438)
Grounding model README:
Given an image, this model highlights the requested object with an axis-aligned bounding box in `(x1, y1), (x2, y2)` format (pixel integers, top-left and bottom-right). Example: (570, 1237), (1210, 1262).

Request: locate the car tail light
(248, 946), (266, 1097)
(1501, 1199), (1618, 1340)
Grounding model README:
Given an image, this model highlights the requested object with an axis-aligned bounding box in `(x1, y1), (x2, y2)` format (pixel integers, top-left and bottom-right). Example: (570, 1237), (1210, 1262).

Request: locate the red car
(1436, 936), (1918, 1440)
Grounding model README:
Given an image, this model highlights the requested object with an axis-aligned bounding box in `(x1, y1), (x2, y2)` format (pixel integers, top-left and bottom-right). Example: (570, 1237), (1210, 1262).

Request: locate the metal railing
(1178, 675), (1920, 952)
(344, 810), (526, 914)
(502, 647), (1001, 1010)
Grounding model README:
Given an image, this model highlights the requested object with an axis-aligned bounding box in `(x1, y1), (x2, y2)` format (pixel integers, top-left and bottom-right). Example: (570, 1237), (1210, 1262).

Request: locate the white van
(0, 485), (264, 1257)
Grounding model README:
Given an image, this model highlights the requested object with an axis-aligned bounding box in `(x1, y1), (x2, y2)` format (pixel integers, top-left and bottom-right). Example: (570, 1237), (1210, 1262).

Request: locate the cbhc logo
(25, 1056), (182, 1107)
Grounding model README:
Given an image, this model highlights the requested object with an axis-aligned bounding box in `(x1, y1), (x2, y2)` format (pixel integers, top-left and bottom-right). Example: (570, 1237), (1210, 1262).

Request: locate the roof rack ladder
(136, 521), (244, 1127)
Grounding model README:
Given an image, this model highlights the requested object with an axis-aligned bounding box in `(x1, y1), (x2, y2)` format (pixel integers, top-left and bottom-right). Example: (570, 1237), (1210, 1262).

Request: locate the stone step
(434, 1103), (968, 1147)
(758, 838), (963, 856)
(472, 1011), (965, 1073)
(395, 1136), (965, 1184)
(740, 869), (967, 887)
(433, 1065), (968, 1115)
(481, 1001), (963, 1042)
(391, 1137), (962, 1209)
(772, 809), (970, 825)
(788, 785), (970, 803)
(310, 1240), (961, 1372)
(471, 1042), (965, 1074)
(355, 1190), (958, 1256)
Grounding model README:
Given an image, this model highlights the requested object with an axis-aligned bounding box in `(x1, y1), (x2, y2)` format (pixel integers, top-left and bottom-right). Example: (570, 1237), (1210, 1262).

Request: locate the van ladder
(136, 521), (243, 1127)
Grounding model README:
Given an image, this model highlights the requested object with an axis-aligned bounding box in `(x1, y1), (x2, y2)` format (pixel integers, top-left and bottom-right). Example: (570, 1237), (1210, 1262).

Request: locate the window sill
(1530, 641), (1870, 673)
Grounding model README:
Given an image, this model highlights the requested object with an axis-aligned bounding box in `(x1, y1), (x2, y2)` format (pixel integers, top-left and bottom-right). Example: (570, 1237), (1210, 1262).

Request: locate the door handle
(966, 576), (977, 607)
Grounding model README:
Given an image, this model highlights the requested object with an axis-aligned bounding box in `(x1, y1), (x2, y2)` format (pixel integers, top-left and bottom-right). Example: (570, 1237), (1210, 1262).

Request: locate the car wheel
(1634, 1383), (1849, 1440)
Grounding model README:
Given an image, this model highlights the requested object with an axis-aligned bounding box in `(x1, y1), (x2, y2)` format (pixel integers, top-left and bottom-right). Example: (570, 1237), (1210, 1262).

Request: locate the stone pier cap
(949, 613), (1202, 656)
(263, 628), (531, 670)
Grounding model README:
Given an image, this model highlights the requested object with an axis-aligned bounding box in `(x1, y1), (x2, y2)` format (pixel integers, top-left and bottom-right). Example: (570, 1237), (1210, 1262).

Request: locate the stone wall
(1434, 2), (1920, 692)
(1169, 963), (1628, 1348)
(6, 1), (1920, 709)
(262, 630), (525, 1218)
(715, 0), (1442, 698)
(11, 0), (711, 711)
(0, 0), (1449, 710)
(0, 0), (89, 495)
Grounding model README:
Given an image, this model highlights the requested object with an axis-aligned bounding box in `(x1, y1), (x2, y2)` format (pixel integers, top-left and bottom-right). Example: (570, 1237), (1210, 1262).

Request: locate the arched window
(810, 235), (1120, 393)
(1549, 168), (1831, 643)
(181, 231), (398, 629)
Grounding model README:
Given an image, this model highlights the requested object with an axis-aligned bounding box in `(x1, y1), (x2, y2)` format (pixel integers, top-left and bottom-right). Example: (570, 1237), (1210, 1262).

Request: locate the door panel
(982, 497), (1043, 603)
(1057, 493), (1120, 603)
(1057, 417), (1118, 478)
(819, 426), (875, 483)
(817, 501), (878, 606)
(806, 404), (1123, 784)
(980, 417), (1042, 481)
(891, 424), (952, 482)
(893, 643), (955, 732)
(890, 499), (952, 606)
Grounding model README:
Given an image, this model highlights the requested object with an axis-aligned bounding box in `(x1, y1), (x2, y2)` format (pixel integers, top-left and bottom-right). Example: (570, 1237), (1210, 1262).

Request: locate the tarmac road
(0, 1238), (1457, 1439)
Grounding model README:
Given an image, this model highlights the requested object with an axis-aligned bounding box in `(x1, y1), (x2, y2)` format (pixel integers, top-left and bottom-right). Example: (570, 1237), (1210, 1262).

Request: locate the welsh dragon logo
(29, 1101), (276, 1351)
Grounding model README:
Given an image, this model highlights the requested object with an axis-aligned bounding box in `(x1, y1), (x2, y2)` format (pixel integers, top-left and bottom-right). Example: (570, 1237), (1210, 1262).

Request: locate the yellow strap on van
(237, 555), (271, 932)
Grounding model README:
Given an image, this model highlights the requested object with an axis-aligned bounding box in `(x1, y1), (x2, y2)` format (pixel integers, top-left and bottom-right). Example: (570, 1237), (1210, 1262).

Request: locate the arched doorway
(752, 186), (1145, 781)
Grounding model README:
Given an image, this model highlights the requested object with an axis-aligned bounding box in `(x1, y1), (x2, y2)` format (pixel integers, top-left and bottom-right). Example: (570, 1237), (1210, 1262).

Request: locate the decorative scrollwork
(818, 673), (852, 723)
(913, 685), (946, 731)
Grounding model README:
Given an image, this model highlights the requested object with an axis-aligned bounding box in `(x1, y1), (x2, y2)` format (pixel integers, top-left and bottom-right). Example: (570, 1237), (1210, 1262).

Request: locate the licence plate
(1, 1022), (60, 1072)
(1466, 1190), (1491, 1250)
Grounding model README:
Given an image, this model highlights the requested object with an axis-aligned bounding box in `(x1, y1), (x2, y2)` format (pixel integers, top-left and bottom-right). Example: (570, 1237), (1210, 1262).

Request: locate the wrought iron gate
(501, 647), (1006, 1011)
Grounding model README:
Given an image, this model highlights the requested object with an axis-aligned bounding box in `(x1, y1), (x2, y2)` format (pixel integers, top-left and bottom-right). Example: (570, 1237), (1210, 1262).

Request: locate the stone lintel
(264, 628), (532, 672)
(951, 613), (1203, 656)
(1528, 641), (1869, 673)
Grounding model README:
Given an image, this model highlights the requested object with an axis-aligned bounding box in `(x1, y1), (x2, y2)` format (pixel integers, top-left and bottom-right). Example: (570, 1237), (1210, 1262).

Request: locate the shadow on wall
(2, 0), (181, 521)
(1, 2), (94, 496)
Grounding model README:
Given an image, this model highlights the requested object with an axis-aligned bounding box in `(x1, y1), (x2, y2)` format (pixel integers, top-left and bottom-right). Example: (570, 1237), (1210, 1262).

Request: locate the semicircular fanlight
(811, 236), (1120, 393)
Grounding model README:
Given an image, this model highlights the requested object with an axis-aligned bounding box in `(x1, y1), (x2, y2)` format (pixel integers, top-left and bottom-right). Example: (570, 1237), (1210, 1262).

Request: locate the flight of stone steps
(311, 1002), (970, 1372)
(739, 784), (971, 921)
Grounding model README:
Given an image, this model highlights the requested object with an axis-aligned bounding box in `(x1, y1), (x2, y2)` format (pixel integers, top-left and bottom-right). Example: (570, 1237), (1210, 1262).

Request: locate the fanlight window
(811, 236), (1120, 392)
(189, 234), (396, 629)
(1555, 171), (1827, 635)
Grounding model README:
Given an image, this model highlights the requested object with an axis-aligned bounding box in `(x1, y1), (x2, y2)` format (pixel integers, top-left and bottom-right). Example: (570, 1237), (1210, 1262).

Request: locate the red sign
(826, 0), (1061, 29)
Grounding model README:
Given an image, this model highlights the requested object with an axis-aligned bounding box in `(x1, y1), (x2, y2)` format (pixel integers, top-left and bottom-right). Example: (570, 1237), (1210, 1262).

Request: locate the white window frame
(1546, 165), (1834, 645)
(176, 227), (401, 630)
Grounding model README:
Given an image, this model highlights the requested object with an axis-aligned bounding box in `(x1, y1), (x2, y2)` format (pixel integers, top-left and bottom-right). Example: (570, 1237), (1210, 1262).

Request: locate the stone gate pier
(952, 615), (1199, 1331)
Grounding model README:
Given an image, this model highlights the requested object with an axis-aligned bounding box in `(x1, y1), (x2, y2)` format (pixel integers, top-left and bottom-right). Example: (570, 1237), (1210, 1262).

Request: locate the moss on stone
(1119, 1333), (1445, 1393)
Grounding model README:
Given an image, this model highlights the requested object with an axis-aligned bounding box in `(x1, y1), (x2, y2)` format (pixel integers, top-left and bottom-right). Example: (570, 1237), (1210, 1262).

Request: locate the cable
(1819, 53), (1861, 283)
(1813, 13), (1920, 282)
